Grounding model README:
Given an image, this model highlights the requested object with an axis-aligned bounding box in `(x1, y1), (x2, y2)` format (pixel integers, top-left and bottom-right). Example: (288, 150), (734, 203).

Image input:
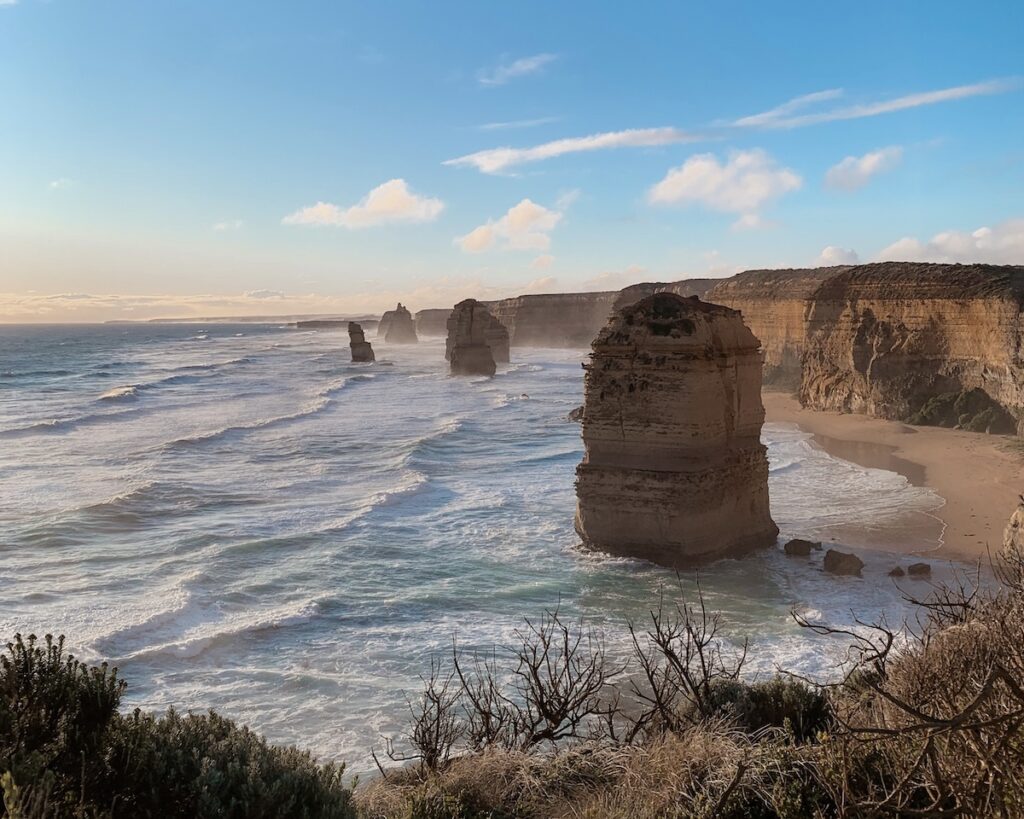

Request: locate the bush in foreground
(0, 634), (354, 819)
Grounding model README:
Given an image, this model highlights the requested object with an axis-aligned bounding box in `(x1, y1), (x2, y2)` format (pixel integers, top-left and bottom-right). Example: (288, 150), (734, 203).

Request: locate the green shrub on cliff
(0, 634), (354, 819)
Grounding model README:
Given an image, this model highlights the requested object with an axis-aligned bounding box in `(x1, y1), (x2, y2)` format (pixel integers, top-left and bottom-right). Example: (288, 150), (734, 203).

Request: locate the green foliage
(0, 633), (354, 819)
(907, 388), (1017, 433)
(704, 677), (832, 743)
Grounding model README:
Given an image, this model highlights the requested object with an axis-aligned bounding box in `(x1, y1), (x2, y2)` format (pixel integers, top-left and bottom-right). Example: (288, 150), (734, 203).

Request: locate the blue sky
(2, 1), (1022, 320)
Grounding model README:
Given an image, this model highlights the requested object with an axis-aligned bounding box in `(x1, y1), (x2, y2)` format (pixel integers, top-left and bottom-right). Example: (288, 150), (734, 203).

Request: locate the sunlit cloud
(530, 254), (555, 270)
(876, 218), (1024, 264)
(648, 149), (801, 229)
(282, 179), (444, 228)
(814, 246), (861, 266)
(825, 146), (903, 190)
(456, 198), (564, 253)
(477, 53), (557, 87)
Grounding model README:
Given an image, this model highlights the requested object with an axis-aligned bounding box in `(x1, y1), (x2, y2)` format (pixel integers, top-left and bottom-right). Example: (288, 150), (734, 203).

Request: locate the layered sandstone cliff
(574, 293), (778, 565)
(447, 299), (501, 376)
(348, 322), (375, 363)
(379, 303), (418, 344)
(797, 263), (1024, 432)
(414, 308), (452, 337)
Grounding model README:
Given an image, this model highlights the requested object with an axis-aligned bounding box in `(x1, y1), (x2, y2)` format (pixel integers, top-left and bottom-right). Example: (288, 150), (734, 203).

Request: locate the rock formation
(823, 549), (864, 576)
(348, 322), (374, 363)
(798, 263), (1024, 434)
(574, 292), (778, 565)
(414, 308), (453, 337)
(784, 538), (821, 556)
(1006, 499), (1024, 553)
(446, 299), (502, 376)
(379, 303), (418, 344)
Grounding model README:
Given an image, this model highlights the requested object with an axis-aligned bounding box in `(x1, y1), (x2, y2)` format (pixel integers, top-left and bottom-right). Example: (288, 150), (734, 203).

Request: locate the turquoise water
(0, 323), (956, 773)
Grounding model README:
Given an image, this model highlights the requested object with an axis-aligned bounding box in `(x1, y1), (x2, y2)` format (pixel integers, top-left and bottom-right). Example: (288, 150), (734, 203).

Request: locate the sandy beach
(765, 392), (1023, 561)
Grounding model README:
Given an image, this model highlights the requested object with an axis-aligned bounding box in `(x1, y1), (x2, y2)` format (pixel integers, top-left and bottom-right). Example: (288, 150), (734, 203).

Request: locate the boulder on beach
(824, 549), (864, 576)
(889, 566), (906, 577)
(574, 292), (778, 566)
(784, 538), (821, 556)
(1006, 497), (1024, 553)
(348, 322), (375, 363)
(907, 562), (932, 577)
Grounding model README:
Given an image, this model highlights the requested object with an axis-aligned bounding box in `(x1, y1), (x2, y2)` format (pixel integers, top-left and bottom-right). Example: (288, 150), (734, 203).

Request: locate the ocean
(0, 323), (958, 774)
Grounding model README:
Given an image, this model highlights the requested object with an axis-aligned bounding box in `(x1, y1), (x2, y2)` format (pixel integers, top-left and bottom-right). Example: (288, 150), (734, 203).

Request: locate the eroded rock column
(446, 299), (502, 376)
(348, 322), (375, 362)
(380, 303), (418, 344)
(574, 292), (778, 565)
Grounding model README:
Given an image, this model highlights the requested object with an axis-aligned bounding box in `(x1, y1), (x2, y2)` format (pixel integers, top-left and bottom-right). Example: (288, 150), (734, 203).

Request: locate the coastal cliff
(574, 293), (777, 565)
(797, 263), (1024, 432)
(414, 308), (451, 337)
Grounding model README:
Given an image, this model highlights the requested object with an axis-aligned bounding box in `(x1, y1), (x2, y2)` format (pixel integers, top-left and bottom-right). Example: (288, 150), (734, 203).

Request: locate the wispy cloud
(825, 146), (903, 190)
(447, 78), (1019, 176)
(282, 179), (444, 228)
(445, 127), (695, 175)
(477, 116), (561, 131)
(456, 198), (564, 253)
(0, 1), (18, 8)
(647, 149), (802, 229)
(735, 79), (1019, 129)
(48, 177), (73, 190)
(478, 53), (557, 87)
(212, 219), (244, 231)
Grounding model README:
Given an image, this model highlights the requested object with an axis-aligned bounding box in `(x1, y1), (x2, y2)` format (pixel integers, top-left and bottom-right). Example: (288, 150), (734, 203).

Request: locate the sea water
(0, 323), (959, 773)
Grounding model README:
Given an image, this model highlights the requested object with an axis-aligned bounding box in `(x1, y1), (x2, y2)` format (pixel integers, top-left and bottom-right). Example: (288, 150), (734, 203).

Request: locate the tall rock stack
(380, 303), (418, 344)
(348, 322), (375, 362)
(446, 299), (502, 376)
(574, 292), (778, 565)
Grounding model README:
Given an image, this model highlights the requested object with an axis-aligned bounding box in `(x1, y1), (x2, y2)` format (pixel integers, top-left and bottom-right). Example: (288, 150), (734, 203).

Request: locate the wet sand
(764, 392), (1023, 561)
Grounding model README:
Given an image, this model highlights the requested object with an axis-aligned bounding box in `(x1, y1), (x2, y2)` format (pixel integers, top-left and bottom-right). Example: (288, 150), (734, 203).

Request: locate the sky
(1, 1), (1023, 322)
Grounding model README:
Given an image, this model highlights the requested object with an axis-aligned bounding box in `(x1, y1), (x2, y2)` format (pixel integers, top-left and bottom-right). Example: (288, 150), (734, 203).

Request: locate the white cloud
(521, 276), (557, 292)
(825, 146), (903, 190)
(478, 53), (557, 87)
(282, 179), (444, 228)
(456, 198), (564, 253)
(48, 177), (73, 190)
(702, 250), (742, 278)
(444, 127), (695, 175)
(734, 79), (1018, 130)
(814, 246), (861, 266)
(478, 116), (560, 131)
(0, 1), (18, 8)
(243, 289), (285, 299)
(531, 254), (555, 270)
(647, 149), (802, 227)
(212, 219), (244, 231)
(876, 219), (1024, 265)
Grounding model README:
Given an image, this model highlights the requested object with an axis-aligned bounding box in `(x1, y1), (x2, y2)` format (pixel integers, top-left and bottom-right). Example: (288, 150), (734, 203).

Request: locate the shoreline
(764, 392), (1023, 561)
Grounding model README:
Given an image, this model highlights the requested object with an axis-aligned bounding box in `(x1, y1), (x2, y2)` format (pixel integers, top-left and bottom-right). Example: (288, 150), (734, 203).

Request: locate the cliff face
(574, 293), (778, 565)
(486, 292), (621, 348)
(348, 322), (375, 362)
(380, 303), (418, 344)
(704, 268), (843, 387)
(414, 308), (451, 337)
(797, 263), (1024, 431)
(447, 299), (499, 376)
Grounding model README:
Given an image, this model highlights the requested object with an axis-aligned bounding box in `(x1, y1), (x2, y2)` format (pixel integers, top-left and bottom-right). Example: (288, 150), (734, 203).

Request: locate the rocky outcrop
(485, 292), (622, 348)
(445, 300), (509, 367)
(823, 549), (864, 576)
(1006, 499), (1024, 553)
(348, 322), (375, 363)
(414, 308), (452, 337)
(379, 303), (418, 344)
(798, 264), (1024, 433)
(784, 538), (821, 556)
(574, 293), (778, 565)
(446, 300), (501, 376)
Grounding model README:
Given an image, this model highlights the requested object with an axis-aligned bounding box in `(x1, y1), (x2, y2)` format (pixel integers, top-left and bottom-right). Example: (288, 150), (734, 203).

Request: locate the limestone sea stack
(379, 303), (418, 344)
(446, 299), (506, 376)
(348, 322), (375, 362)
(574, 292), (778, 565)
